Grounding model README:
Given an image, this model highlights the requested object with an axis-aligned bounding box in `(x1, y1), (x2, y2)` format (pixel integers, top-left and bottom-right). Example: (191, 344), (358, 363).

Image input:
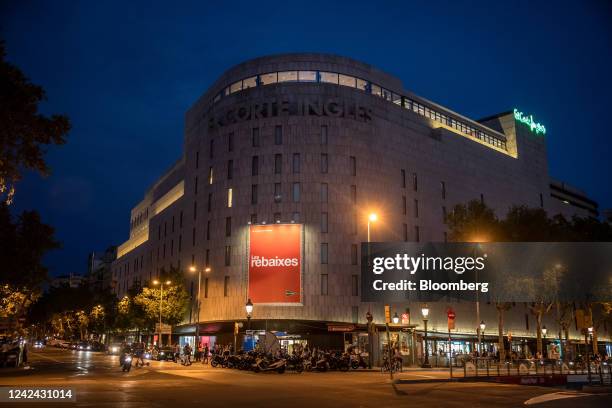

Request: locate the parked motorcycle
(252, 356), (286, 373)
(350, 353), (368, 370)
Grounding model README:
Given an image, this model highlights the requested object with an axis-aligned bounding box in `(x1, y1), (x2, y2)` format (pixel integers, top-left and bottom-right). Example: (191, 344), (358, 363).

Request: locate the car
(0, 338), (22, 368)
(76, 341), (91, 351)
(153, 347), (176, 361)
(33, 340), (45, 349)
(107, 343), (123, 355)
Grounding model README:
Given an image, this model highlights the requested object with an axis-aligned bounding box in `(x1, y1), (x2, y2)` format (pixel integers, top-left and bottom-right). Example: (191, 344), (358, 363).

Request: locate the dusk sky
(1, 1), (611, 277)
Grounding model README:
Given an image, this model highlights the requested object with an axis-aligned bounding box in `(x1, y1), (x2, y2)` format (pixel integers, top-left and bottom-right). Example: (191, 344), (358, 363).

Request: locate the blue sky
(1, 0), (611, 276)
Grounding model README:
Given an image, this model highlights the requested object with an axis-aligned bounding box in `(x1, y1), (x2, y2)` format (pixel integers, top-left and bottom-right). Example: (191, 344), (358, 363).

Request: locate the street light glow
(421, 306), (429, 319)
(152, 280), (159, 285)
(392, 312), (399, 324)
(480, 320), (486, 331)
(368, 213), (377, 222)
(542, 325), (547, 336)
(189, 265), (196, 272)
(205, 267), (211, 273)
(245, 298), (253, 315)
(165, 280), (171, 285)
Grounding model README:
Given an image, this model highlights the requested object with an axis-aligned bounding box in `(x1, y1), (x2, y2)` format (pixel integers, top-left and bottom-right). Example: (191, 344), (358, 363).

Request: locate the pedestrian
(183, 343), (192, 366)
(202, 344), (209, 364)
(174, 342), (181, 363)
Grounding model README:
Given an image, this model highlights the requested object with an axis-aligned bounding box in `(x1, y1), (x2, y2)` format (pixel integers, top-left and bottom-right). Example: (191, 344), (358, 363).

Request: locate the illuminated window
(227, 188), (233, 208)
(356, 78), (367, 91)
(260, 72), (277, 85)
(243, 76), (257, 89)
(298, 71), (317, 82)
(229, 81), (242, 94)
(278, 71), (298, 82)
(320, 72), (338, 84)
(392, 93), (402, 106)
(339, 74), (356, 88)
(371, 84), (381, 97)
(208, 166), (213, 184)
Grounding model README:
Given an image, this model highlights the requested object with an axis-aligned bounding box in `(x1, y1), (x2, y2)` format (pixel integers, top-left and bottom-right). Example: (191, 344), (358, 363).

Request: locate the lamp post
(587, 326), (593, 382)
(367, 213), (377, 266)
(542, 326), (547, 358)
(366, 311), (374, 369)
(479, 320), (486, 356)
(189, 266), (211, 348)
(392, 312), (399, 325)
(245, 299), (253, 351)
(152, 280), (171, 347)
(421, 305), (431, 368)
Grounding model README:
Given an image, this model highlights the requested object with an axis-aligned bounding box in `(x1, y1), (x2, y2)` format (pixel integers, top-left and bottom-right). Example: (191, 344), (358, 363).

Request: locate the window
(178, 235), (182, 252)
(163, 243), (166, 258)
(274, 212), (281, 223)
(207, 192), (212, 212)
(225, 217), (231, 237)
(298, 71), (316, 82)
(442, 206), (447, 223)
(206, 220), (210, 240)
(321, 153), (328, 173)
(403, 223), (408, 241)
(164, 222), (167, 237)
(350, 185), (357, 204)
(350, 156), (356, 176)
(251, 184), (258, 204)
(292, 153), (300, 173)
(180, 211), (183, 228)
(209, 139), (214, 158)
(401, 169), (406, 188)
(441, 181), (446, 199)
(352, 211), (358, 234)
(414, 226), (420, 242)
(228, 132), (234, 152)
(260, 72), (277, 85)
(274, 183), (282, 202)
(539, 193), (544, 208)
(321, 183), (328, 202)
(193, 201), (197, 220)
(243, 76), (257, 89)
(321, 125), (328, 145)
(321, 212), (328, 233)
(414, 199), (419, 218)
(351, 275), (359, 296)
(252, 156), (259, 176)
(321, 243), (328, 264)
(480, 193), (485, 204)
(402, 196), (407, 214)
(292, 212), (300, 222)
(321, 274), (328, 295)
(320, 72), (338, 84)
(292, 183), (300, 202)
(208, 167), (213, 184)
(274, 125), (283, 145)
(224, 246), (231, 266)
(371, 84), (381, 97)
(227, 188), (233, 208)
(195, 151), (199, 169)
(204, 278), (209, 298)
(252, 127), (260, 147)
(192, 227), (196, 246)
(339, 74), (356, 88)
(172, 216), (175, 232)
(356, 78), (367, 91)
(278, 71), (297, 82)
(412, 173), (418, 191)
(227, 160), (233, 180)
(250, 213), (257, 224)
(351, 244), (358, 265)
(229, 80), (242, 94)
(224, 276), (230, 297)
(274, 154), (282, 174)
(170, 240), (173, 256)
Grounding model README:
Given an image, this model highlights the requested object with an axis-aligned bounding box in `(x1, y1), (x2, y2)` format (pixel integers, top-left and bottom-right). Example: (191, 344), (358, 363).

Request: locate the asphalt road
(0, 348), (609, 408)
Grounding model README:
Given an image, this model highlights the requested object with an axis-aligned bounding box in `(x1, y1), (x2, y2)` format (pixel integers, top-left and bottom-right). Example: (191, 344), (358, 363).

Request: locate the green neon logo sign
(514, 108), (546, 135)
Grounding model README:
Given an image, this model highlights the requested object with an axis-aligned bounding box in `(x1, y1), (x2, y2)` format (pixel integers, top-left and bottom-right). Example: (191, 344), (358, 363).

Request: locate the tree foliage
(0, 40), (70, 203)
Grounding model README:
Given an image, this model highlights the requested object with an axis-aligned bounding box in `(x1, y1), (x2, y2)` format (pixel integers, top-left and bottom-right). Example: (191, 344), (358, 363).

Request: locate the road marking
(30, 352), (63, 363)
(524, 391), (594, 405)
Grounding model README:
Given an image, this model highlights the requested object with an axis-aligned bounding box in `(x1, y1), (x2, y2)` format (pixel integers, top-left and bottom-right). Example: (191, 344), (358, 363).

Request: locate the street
(0, 348), (610, 407)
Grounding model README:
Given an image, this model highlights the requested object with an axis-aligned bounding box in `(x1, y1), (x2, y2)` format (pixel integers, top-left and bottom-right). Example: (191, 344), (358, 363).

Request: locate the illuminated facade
(111, 54), (606, 357)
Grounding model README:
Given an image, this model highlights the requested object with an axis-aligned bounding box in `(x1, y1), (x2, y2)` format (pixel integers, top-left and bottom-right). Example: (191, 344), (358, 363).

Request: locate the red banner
(248, 224), (302, 304)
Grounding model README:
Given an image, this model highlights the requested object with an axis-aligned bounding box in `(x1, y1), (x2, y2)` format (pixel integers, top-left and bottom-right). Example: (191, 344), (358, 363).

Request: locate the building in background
(50, 273), (86, 289)
(87, 246), (117, 291)
(111, 54), (606, 358)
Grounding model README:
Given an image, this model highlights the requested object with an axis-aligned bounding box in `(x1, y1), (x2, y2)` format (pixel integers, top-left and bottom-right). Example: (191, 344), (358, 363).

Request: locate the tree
(0, 203), (59, 329)
(446, 200), (500, 242)
(0, 40), (70, 204)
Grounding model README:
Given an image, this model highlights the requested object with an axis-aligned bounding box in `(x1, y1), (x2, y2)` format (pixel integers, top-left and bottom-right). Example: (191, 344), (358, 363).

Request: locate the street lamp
(152, 279), (171, 347)
(479, 320), (486, 355)
(245, 299), (253, 330)
(421, 305), (431, 368)
(392, 312), (400, 325)
(367, 213), (378, 266)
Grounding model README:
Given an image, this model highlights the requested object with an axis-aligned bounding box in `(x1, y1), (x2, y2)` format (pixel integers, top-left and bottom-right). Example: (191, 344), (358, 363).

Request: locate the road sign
(155, 323), (172, 334)
(384, 305), (390, 323)
(447, 308), (456, 330)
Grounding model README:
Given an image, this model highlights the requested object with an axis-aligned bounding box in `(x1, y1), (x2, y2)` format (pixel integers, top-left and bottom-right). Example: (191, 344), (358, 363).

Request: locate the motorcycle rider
(183, 343), (193, 366)
(202, 344), (209, 364)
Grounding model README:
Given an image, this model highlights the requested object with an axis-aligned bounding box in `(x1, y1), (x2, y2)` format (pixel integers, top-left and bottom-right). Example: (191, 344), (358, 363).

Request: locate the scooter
(351, 353), (368, 369)
(122, 355), (133, 372)
(252, 356), (286, 373)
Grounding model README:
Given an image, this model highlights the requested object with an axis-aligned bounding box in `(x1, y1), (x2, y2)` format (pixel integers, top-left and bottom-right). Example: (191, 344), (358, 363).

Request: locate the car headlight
(78, 346), (83, 350)
(160, 352), (164, 355)
(144, 353), (151, 359)
(111, 347), (118, 353)
(86, 346), (91, 350)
